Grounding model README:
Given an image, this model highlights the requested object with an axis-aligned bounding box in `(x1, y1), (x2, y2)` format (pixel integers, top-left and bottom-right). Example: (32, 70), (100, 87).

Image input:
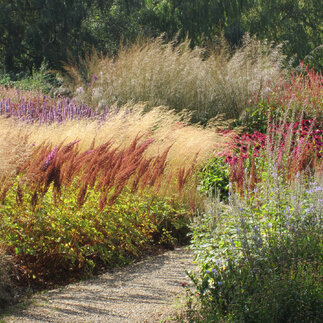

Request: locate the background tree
(0, 0), (321, 74)
(244, 0), (323, 67)
(0, 0), (92, 73)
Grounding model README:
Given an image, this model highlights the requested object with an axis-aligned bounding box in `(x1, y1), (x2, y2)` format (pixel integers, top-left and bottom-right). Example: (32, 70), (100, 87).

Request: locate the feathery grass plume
(0, 121), (33, 182)
(77, 183), (88, 208)
(41, 146), (58, 171)
(21, 141), (77, 201)
(0, 105), (235, 174)
(131, 158), (153, 193)
(178, 161), (196, 195)
(17, 137), (195, 210)
(66, 34), (284, 121)
(21, 144), (54, 190)
(177, 167), (186, 194)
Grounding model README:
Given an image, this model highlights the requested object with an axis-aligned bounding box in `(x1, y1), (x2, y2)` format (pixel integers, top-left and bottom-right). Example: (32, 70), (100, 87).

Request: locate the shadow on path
(3, 247), (196, 323)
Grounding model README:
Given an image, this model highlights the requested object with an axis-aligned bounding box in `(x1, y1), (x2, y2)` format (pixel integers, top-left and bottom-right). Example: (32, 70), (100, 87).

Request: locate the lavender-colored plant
(0, 91), (111, 124)
(187, 168), (322, 321)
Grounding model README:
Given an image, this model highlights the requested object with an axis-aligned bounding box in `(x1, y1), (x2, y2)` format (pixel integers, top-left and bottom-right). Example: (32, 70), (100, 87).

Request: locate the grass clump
(0, 127), (33, 185)
(66, 34), (284, 122)
(0, 104), (235, 175)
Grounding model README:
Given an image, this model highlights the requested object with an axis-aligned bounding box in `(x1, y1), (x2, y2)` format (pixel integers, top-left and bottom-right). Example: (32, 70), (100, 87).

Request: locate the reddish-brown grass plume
(9, 136), (195, 210)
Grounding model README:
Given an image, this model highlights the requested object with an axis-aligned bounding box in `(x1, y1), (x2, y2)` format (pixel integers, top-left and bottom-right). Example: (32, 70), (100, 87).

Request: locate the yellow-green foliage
(0, 135), (195, 287)
(1, 180), (188, 286)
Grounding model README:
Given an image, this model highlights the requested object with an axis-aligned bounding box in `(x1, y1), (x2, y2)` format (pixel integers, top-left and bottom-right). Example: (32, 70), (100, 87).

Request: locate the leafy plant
(0, 137), (194, 287)
(1, 180), (188, 287)
(186, 169), (323, 322)
(198, 157), (230, 200)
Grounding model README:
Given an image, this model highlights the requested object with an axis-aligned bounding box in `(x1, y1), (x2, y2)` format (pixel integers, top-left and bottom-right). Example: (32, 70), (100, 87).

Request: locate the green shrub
(0, 180), (188, 287)
(186, 169), (323, 322)
(198, 157), (230, 200)
(0, 62), (60, 94)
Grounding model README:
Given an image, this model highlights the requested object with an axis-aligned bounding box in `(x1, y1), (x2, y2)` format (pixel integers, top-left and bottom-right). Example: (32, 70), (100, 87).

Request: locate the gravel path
(3, 247), (196, 323)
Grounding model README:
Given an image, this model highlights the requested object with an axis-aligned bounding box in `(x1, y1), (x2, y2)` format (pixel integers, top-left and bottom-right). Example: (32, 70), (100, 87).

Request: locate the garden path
(3, 247), (196, 323)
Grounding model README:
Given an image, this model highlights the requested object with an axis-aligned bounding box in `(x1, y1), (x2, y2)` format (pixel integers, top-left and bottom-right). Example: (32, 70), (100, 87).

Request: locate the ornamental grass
(66, 34), (284, 121)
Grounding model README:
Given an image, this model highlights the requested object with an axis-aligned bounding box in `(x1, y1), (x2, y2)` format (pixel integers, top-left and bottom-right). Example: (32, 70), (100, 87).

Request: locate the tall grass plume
(66, 34), (284, 121)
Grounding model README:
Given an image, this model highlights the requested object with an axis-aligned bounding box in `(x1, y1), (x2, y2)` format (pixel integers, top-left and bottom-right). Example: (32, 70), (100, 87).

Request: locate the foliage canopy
(0, 0), (322, 73)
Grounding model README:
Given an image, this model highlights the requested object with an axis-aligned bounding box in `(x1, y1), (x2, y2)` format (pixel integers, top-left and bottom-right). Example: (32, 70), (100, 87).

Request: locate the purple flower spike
(92, 74), (98, 83)
(0, 93), (107, 124)
(41, 146), (58, 171)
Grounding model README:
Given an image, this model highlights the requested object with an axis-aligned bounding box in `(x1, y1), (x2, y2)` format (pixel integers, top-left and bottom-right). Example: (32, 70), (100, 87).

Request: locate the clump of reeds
(66, 34), (284, 121)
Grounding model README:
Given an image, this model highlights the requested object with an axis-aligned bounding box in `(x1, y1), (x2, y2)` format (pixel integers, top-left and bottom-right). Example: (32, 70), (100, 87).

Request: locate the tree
(0, 0), (92, 73)
(0, 0), (321, 73)
(244, 0), (323, 65)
